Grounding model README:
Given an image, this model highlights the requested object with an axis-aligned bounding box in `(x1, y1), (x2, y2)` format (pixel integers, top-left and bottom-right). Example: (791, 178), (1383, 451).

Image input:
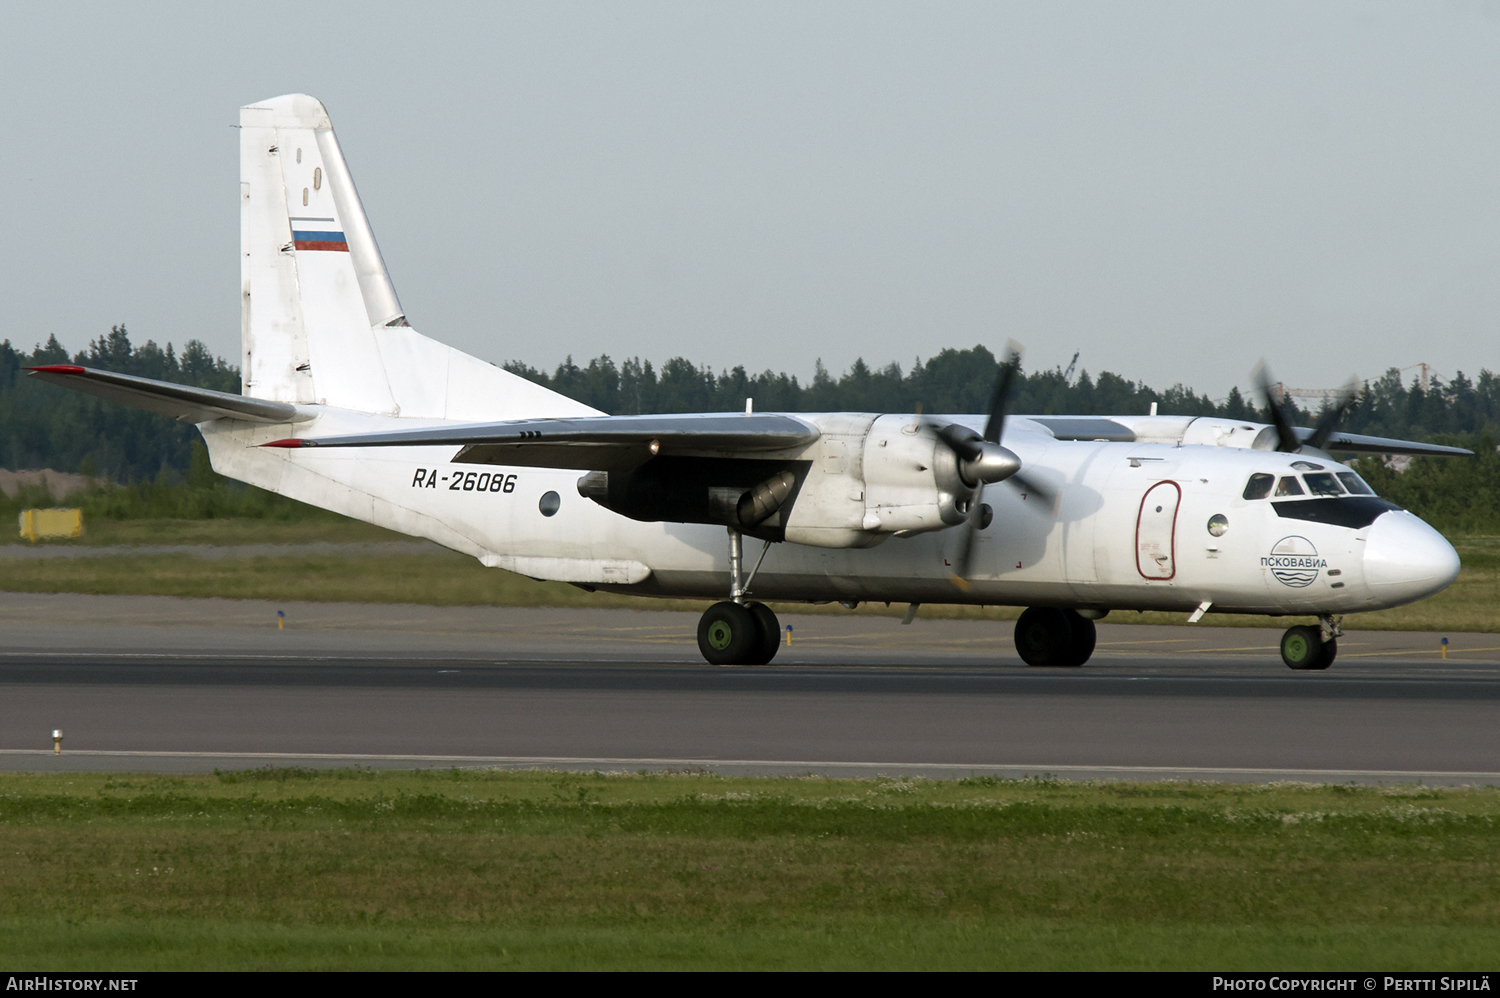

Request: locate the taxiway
(1, 593), (1495, 784)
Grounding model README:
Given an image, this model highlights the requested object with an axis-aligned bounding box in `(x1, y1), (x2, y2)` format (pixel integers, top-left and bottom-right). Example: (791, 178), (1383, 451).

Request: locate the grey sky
(3, 1), (1498, 401)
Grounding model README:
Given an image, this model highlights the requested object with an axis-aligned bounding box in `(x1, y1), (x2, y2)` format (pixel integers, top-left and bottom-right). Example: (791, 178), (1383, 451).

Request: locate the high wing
(263, 413), (822, 470)
(27, 365), (311, 425)
(1028, 415), (1472, 457)
(1291, 427), (1472, 457)
(27, 360), (1466, 463)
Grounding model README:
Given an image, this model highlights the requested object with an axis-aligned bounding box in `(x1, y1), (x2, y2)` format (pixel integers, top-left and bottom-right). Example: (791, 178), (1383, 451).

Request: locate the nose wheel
(1280, 624), (1337, 670)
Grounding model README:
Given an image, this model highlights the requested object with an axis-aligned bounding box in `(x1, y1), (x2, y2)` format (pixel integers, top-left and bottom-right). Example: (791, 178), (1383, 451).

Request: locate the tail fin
(239, 94), (591, 420)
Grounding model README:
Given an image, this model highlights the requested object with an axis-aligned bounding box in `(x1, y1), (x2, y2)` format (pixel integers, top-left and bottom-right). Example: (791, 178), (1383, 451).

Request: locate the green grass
(1, 769), (1497, 970)
(2, 521), (1496, 631)
(9, 516), (406, 547)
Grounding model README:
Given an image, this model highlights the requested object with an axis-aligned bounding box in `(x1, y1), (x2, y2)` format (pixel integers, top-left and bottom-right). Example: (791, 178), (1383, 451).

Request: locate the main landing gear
(1013, 607), (1097, 667)
(696, 529), (781, 666)
(1280, 616), (1340, 670)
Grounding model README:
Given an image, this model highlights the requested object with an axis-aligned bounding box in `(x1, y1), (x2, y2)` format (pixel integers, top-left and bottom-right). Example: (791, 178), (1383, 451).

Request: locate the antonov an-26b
(30, 94), (1470, 670)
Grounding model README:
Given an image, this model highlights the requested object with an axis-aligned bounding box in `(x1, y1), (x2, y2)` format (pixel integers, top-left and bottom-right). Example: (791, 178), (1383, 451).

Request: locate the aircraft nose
(1362, 511), (1460, 608)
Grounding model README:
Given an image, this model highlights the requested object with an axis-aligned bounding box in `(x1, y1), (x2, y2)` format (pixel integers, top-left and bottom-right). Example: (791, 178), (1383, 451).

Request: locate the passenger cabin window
(1303, 473), (1345, 497)
(1337, 472), (1376, 496)
(1243, 473), (1275, 500)
(1275, 476), (1305, 497)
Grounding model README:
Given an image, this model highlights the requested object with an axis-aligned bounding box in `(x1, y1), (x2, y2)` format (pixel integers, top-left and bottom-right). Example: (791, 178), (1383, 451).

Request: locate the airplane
(28, 94), (1471, 671)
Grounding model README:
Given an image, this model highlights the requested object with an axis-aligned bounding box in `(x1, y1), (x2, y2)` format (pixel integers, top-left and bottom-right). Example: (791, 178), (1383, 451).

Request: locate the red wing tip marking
(27, 365), (87, 374)
(262, 438), (310, 448)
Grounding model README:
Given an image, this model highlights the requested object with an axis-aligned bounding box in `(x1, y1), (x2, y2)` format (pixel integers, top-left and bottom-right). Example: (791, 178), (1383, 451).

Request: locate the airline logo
(1262, 535), (1326, 588)
(290, 216), (348, 252)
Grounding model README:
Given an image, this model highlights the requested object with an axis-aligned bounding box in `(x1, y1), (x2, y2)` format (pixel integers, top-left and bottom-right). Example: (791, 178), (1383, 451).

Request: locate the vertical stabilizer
(240, 95), (396, 412)
(239, 94), (592, 420)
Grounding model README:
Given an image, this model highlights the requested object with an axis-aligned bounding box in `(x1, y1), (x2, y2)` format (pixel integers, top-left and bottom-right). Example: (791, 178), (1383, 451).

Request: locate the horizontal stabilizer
(1299, 428), (1473, 458)
(28, 365), (310, 424)
(263, 413), (820, 470)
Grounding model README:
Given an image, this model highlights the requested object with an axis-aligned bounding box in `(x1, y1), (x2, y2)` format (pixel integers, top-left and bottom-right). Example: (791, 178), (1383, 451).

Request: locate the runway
(1, 593), (1497, 784)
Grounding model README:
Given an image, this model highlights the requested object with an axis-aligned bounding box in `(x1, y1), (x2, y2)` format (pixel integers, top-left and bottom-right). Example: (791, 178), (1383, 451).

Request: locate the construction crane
(1274, 384), (1353, 401)
(1062, 351), (1079, 384)
(1400, 362), (1433, 393)
(1274, 363), (1434, 402)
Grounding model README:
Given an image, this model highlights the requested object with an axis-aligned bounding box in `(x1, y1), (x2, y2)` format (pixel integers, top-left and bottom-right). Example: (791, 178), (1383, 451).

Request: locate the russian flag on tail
(290, 216), (348, 252)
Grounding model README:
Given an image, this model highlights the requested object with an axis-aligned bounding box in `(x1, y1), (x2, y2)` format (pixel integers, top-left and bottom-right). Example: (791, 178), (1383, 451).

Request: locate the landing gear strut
(1014, 607), (1096, 667)
(1281, 616), (1340, 670)
(696, 529), (780, 666)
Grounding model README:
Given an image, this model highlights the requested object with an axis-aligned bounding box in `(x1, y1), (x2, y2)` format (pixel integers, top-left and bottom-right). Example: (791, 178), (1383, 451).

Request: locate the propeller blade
(1305, 379), (1359, 452)
(941, 340), (1025, 590)
(1252, 361), (1301, 453)
(1007, 471), (1058, 511)
(948, 482), (987, 588)
(983, 343), (1023, 444)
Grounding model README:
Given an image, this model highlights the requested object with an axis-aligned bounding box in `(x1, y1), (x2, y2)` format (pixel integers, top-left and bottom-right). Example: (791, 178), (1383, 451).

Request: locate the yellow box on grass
(18, 508), (83, 542)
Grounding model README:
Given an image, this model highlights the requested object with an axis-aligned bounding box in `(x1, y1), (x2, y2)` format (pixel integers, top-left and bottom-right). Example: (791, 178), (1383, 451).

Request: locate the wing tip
(261, 438), (309, 448)
(27, 365), (86, 375)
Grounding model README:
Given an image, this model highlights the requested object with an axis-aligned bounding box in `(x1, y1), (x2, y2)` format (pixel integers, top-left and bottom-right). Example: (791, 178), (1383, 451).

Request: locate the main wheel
(1312, 636), (1337, 670)
(698, 601), (758, 665)
(1014, 607), (1076, 667)
(744, 601), (781, 665)
(1060, 610), (1096, 666)
(1280, 625), (1332, 670)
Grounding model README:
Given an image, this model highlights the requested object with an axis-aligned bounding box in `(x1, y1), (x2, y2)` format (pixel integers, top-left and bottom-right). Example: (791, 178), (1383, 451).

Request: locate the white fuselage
(201, 409), (1461, 618)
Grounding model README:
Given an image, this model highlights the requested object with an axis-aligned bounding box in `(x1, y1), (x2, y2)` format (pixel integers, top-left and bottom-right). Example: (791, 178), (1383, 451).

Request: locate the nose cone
(963, 443), (1022, 486)
(1363, 511), (1460, 608)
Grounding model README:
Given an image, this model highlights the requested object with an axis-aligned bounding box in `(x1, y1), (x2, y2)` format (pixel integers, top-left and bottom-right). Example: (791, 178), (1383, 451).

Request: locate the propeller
(924, 343), (1055, 588)
(1252, 362), (1300, 453)
(1306, 381), (1359, 452)
(1252, 362), (1358, 454)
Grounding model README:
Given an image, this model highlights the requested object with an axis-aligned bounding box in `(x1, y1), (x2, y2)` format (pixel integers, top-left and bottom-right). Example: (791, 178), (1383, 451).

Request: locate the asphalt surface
(1, 593), (1497, 784)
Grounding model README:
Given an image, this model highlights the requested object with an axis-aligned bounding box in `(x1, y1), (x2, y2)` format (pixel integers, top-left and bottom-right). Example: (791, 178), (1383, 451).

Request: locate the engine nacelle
(574, 413), (979, 550)
(859, 414), (971, 534)
(780, 413), (972, 547)
(578, 458), (805, 540)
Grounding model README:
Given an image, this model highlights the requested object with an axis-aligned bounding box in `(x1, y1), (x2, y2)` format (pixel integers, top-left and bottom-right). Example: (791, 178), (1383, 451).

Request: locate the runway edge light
(52, 730), (62, 755)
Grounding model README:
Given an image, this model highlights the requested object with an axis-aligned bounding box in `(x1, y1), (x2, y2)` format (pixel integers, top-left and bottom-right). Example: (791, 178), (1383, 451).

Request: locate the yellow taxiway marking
(1096, 638), (1196, 646)
(784, 634), (1000, 646)
(1163, 642), (1368, 655)
(1148, 645), (1281, 654)
(1340, 645), (1500, 659)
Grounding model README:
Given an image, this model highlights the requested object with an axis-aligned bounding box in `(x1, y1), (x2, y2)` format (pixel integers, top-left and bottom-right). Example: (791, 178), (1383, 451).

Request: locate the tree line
(1, 327), (1496, 531)
(502, 347), (1500, 442)
(1, 327), (237, 483)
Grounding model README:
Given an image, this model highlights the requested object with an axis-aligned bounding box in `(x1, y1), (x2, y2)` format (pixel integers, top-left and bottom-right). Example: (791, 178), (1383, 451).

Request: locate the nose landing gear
(696, 529), (781, 666)
(1281, 616), (1340, 670)
(1014, 607), (1097, 667)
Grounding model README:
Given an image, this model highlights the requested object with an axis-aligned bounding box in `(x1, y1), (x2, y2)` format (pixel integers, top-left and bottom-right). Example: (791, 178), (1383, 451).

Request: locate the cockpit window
(1275, 476), (1305, 497)
(1336, 472), (1375, 496)
(1242, 473), (1275, 500)
(1303, 473), (1345, 496)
